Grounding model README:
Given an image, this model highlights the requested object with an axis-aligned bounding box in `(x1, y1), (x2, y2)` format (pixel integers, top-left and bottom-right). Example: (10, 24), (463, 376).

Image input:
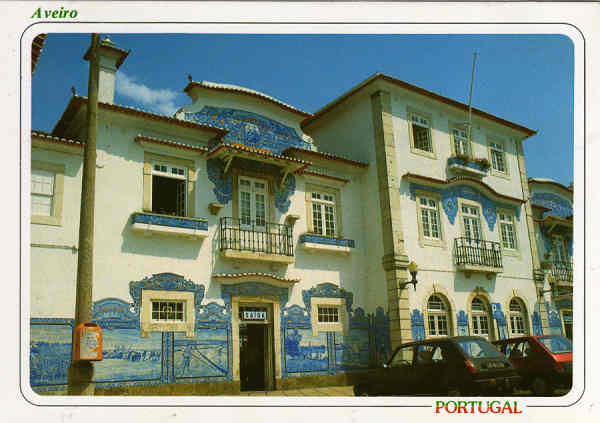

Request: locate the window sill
(130, 212), (208, 240)
(447, 162), (488, 178)
(220, 249), (295, 264)
(420, 237), (445, 248)
(410, 147), (437, 160)
(299, 233), (355, 255)
(490, 169), (511, 180)
(502, 249), (521, 258)
(31, 215), (62, 226)
(457, 263), (503, 279)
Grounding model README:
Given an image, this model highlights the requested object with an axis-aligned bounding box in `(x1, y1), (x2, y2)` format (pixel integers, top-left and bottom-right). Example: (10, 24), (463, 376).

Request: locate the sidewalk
(236, 385), (355, 396)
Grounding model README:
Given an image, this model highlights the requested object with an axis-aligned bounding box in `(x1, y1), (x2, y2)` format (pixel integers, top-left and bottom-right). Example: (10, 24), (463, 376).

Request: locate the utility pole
(466, 52), (477, 142)
(67, 33), (100, 395)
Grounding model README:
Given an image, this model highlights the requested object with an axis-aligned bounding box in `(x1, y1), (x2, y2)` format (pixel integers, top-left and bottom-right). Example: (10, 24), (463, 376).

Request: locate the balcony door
(239, 176), (268, 231)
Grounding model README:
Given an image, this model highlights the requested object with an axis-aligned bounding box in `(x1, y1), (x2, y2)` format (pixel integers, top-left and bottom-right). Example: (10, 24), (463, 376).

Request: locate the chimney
(83, 35), (129, 104)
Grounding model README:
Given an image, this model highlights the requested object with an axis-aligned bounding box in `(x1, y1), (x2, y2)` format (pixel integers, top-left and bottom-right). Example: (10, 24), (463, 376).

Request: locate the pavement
(235, 385), (355, 396)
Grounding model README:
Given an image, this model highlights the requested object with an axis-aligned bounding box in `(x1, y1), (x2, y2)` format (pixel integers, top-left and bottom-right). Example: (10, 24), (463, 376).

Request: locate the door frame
(231, 295), (281, 390)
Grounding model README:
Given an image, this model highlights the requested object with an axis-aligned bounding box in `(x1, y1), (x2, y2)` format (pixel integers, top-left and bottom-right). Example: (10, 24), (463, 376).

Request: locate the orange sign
(73, 322), (103, 361)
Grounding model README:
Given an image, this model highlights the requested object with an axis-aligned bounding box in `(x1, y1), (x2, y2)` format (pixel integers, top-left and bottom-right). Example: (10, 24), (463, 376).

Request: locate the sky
(31, 33), (574, 186)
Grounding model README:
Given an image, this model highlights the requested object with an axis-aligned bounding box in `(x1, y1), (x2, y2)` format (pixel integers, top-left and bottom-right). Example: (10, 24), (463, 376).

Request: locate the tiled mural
(30, 279), (392, 391)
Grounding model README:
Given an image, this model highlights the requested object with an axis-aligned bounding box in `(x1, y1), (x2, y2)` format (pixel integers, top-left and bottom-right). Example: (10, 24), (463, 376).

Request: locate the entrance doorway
(238, 305), (275, 391)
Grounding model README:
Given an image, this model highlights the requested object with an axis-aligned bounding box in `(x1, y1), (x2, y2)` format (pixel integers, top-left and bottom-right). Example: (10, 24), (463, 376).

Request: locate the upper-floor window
(489, 139), (507, 173)
(31, 161), (64, 226)
(451, 127), (471, 156)
(552, 235), (569, 263)
(152, 161), (187, 216)
(498, 211), (517, 251)
(461, 204), (483, 241)
(306, 185), (341, 237)
(419, 196), (441, 240)
(31, 169), (55, 216)
(408, 111), (434, 155)
(239, 176), (268, 229)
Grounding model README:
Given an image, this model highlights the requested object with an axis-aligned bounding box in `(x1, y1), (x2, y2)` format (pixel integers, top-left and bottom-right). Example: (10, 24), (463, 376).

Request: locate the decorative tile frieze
(131, 212), (209, 239)
(531, 192), (573, 219)
(409, 182), (521, 231)
(302, 282), (353, 312)
(185, 107), (311, 154)
(220, 282), (289, 307)
(299, 233), (355, 248)
(410, 309), (425, 341)
(92, 297), (138, 328)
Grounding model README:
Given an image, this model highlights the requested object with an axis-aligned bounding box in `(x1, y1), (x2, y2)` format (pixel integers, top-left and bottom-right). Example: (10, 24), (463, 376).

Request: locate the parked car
(493, 335), (572, 395)
(353, 336), (520, 396)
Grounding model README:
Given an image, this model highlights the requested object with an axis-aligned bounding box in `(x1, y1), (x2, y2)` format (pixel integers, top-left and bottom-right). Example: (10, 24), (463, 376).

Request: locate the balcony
(447, 156), (490, 178)
(130, 212), (208, 239)
(219, 217), (294, 264)
(454, 237), (503, 279)
(551, 261), (573, 284)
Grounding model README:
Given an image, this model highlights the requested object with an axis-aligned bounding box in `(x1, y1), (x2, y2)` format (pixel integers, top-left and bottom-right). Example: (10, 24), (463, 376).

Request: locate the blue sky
(32, 33), (574, 185)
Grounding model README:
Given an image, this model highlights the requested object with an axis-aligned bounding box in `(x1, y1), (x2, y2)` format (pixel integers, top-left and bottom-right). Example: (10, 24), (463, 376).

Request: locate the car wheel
(354, 385), (369, 397)
(531, 377), (549, 396)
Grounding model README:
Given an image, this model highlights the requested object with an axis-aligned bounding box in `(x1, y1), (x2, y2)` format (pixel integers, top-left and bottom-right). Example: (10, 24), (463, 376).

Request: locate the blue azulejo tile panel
(30, 323), (72, 387)
(94, 328), (162, 382)
(173, 329), (229, 379)
(132, 213), (208, 231)
(284, 328), (328, 373)
(299, 234), (355, 248)
(185, 107), (311, 154)
(333, 330), (370, 370)
(531, 192), (573, 219)
(373, 307), (391, 365)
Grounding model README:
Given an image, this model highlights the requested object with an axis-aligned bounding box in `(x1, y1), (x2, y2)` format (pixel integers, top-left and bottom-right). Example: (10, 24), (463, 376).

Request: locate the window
(451, 127), (471, 156)
(31, 161), (64, 226)
(408, 110), (434, 155)
(509, 299), (527, 335)
(427, 295), (449, 337)
(317, 306), (339, 323)
(31, 169), (54, 216)
(310, 297), (348, 336)
(390, 345), (414, 367)
(239, 176), (268, 228)
(461, 204), (482, 241)
(471, 297), (492, 340)
(311, 192), (336, 236)
(552, 236), (569, 263)
(143, 152), (196, 218)
(419, 196), (441, 240)
(489, 140), (507, 173)
(306, 184), (341, 237)
(140, 290), (195, 337)
(152, 161), (187, 216)
(498, 211), (517, 250)
(151, 301), (185, 322)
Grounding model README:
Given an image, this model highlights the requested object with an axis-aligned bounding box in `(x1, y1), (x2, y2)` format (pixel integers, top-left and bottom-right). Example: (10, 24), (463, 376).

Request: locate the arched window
(509, 298), (528, 336)
(427, 295), (450, 337)
(471, 297), (493, 340)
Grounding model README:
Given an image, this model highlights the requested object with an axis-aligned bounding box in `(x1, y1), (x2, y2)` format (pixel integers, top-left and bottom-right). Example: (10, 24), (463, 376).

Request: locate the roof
(184, 80), (312, 118)
(31, 34), (47, 75)
(52, 95), (229, 139)
(134, 134), (210, 153)
(31, 130), (83, 147)
(301, 73), (537, 138)
(529, 177), (573, 194)
(283, 146), (368, 168)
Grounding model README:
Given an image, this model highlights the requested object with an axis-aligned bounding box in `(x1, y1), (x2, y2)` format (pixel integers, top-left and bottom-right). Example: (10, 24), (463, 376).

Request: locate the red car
(493, 335), (572, 395)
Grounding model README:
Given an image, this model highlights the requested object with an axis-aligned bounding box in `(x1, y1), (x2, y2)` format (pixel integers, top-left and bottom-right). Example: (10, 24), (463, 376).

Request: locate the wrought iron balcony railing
(219, 217), (294, 257)
(454, 237), (503, 269)
(551, 261), (573, 282)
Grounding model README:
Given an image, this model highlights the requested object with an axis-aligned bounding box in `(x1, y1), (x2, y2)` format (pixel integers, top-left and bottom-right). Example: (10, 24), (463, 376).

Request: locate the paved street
(234, 385), (355, 396)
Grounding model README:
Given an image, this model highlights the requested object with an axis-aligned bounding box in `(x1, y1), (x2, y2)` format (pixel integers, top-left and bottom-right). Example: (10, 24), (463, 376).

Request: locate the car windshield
(538, 336), (572, 354)
(456, 339), (504, 359)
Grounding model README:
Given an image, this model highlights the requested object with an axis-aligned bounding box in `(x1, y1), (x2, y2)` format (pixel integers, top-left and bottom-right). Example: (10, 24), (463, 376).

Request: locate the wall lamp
(401, 261), (419, 291)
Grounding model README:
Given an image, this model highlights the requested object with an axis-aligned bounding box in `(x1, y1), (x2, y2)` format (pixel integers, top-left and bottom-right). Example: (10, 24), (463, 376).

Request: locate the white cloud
(115, 72), (180, 116)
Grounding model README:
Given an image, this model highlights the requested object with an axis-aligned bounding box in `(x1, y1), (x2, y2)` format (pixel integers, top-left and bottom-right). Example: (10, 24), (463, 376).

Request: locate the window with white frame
(239, 176), (268, 228)
(419, 196), (441, 240)
(509, 299), (527, 335)
(552, 235), (569, 263)
(427, 295), (449, 337)
(489, 140), (506, 173)
(499, 211), (517, 250)
(152, 161), (187, 216)
(471, 297), (491, 340)
(31, 168), (55, 216)
(452, 127), (471, 156)
(310, 191), (337, 236)
(317, 306), (339, 323)
(151, 300), (185, 322)
(461, 204), (482, 241)
(409, 112), (433, 153)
